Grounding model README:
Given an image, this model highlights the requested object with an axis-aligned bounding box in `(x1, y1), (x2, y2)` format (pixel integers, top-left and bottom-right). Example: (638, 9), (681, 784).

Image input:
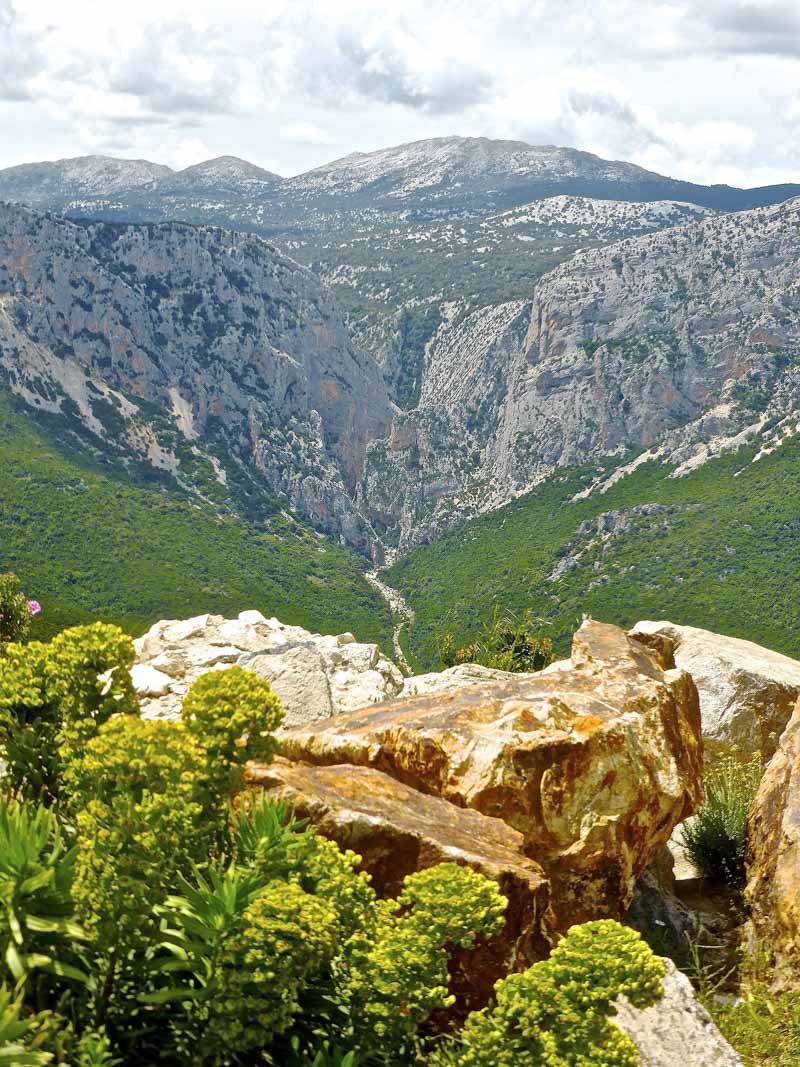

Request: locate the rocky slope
(0, 202), (393, 549)
(363, 196), (800, 550)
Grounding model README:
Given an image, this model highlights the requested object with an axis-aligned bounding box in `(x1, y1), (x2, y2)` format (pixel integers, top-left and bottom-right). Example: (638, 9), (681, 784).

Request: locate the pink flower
(27, 600), (41, 616)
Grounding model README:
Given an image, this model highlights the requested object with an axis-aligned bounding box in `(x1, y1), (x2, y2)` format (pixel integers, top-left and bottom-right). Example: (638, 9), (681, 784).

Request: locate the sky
(1, 0), (799, 187)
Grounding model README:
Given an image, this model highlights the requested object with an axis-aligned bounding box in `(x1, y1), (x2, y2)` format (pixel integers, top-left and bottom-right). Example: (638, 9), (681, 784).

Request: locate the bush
(338, 864), (506, 1059)
(681, 755), (762, 884)
(180, 666), (284, 794)
(67, 716), (215, 1018)
(0, 797), (87, 993)
(439, 607), (554, 673)
(0, 573), (38, 649)
(0, 623), (137, 803)
(437, 920), (666, 1067)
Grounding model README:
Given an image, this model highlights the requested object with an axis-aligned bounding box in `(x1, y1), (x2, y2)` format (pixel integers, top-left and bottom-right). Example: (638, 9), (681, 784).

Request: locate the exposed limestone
(132, 611), (403, 726)
(745, 697), (800, 991)
(247, 757), (552, 1010)
(0, 202), (394, 552)
(276, 620), (703, 930)
(615, 958), (743, 1066)
(630, 620), (800, 758)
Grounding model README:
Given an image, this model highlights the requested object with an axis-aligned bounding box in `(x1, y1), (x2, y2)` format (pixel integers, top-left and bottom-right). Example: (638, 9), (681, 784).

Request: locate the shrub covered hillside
(0, 621), (670, 1065)
(388, 436), (800, 671)
(0, 390), (392, 649)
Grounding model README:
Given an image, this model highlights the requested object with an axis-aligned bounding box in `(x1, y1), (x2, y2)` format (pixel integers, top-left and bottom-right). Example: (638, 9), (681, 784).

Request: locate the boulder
(247, 757), (553, 1011)
(614, 957), (743, 1066)
(133, 611), (404, 726)
(625, 847), (703, 950)
(276, 620), (703, 931)
(630, 620), (800, 758)
(745, 696), (800, 990)
(401, 662), (516, 697)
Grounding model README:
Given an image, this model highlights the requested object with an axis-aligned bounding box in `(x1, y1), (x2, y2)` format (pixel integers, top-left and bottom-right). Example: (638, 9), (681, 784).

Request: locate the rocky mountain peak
(174, 155), (282, 188)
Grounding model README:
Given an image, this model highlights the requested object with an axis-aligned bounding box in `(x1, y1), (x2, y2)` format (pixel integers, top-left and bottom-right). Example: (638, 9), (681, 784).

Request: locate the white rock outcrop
(133, 611), (404, 726)
(630, 620), (800, 758)
(615, 958), (743, 1067)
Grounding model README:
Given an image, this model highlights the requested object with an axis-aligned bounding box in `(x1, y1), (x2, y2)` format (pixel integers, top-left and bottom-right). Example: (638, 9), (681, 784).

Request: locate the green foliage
(0, 986), (52, 1065)
(681, 755), (763, 885)
(0, 573), (33, 649)
(0, 623), (137, 803)
(439, 606), (554, 673)
(389, 437), (800, 671)
(339, 864), (506, 1059)
(180, 667), (284, 793)
(438, 921), (665, 1067)
(711, 983), (800, 1066)
(0, 798), (87, 991)
(68, 716), (213, 986)
(0, 389), (392, 650)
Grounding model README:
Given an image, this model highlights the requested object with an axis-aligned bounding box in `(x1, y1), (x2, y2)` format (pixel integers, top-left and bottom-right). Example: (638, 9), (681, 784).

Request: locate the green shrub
(439, 607), (554, 673)
(339, 864), (507, 1059)
(681, 755), (762, 884)
(0, 985), (52, 1065)
(67, 716), (215, 1022)
(180, 666), (284, 793)
(0, 573), (37, 649)
(0, 797), (87, 992)
(0, 623), (137, 803)
(436, 920), (665, 1067)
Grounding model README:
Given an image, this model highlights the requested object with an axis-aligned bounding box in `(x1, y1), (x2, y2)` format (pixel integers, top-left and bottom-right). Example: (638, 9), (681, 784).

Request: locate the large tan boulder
(745, 697), (800, 990)
(247, 757), (553, 1010)
(132, 610), (403, 726)
(630, 620), (800, 759)
(276, 620), (703, 930)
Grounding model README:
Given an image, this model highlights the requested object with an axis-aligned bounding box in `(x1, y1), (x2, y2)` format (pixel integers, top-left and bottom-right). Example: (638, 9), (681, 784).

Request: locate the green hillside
(388, 437), (800, 671)
(0, 391), (392, 648)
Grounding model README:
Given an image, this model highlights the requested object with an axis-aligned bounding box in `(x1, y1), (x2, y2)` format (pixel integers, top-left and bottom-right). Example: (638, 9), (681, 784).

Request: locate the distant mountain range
(2, 136), (800, 659)
(2, 137), (799, 216)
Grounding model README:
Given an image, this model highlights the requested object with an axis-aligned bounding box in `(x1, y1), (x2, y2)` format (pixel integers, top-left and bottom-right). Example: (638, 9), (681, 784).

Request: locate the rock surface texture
(746, 696), (800, 991)
(0, 202), (393, 551)
(630, 620), (800, 758)
(132, 611), (403, 726)
(247, 757), (552, 1010)
(273, 620), (703, 932)
(614, 958), (743, 1066)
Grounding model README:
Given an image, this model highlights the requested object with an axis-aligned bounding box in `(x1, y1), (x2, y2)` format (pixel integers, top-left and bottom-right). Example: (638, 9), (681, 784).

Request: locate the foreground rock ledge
(276, 620), (703, 930)
(247, 758), (552, 1010)
(746, 695), (800, 991)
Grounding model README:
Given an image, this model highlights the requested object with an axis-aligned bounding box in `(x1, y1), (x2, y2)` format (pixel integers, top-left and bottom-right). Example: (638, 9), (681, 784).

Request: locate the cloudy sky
(1, 0), (799, 186)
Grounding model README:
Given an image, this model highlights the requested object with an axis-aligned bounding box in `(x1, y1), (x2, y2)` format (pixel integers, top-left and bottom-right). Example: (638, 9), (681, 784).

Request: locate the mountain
(361, 195), (800, 551)
(0, 155), (173, 203)
(285, 135), (800, 213)
(169, 155), (282, 191)
(0, 202), (393, 552)
(3, 138), (797, 421)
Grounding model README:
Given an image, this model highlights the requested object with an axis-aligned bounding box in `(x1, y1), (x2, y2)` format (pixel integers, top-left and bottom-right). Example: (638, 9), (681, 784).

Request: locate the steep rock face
(0, 203), (393, 547)
(277, 620), (703, 930)
(361, 198), (800, 549)
(630, 620), (800, 758)
(745, 697), (800, 991)
(247, 758), (552, 1009)
(132, 610), (403, 726)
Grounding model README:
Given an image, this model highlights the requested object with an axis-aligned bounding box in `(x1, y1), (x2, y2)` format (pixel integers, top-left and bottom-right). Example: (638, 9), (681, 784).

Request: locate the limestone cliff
(0, 202), (394, 549)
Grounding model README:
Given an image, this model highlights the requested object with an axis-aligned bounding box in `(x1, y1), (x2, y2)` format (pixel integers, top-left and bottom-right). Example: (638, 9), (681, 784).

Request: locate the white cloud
(279, 122), (333, 145)
(0, 0), (798, 184)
